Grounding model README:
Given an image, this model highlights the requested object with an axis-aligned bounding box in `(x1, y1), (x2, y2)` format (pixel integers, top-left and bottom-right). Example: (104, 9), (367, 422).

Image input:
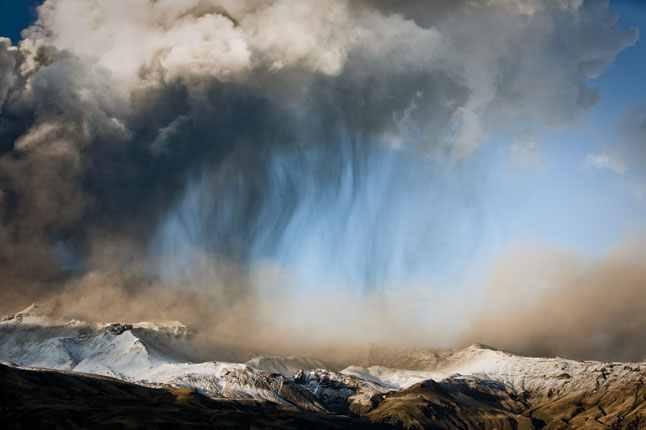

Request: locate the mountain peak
(1, 303), (41, 322)
(466, 343), (496, 351)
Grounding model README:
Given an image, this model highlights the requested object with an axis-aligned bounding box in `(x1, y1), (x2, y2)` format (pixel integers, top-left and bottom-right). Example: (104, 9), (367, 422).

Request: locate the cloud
(0, 38), (17, 110)
(19, 0), (638, 155)
(584, 107), (646, 175)
(486, 0), (583, 15)
(619, 107), (646, 170)
(364, 0), (637, 157)
(619, 107), (646, 199)
(508, 132), (545, 166)
(0, 0), (640, 359)
(460, 235), (646, 362)
(25, 0), (363, 83)
(584, 152), (627, 173)
(583, 107), (646, 198)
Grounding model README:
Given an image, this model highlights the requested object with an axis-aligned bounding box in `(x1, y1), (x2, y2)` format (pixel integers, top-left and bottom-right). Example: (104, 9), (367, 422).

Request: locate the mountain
(0, 362), (389, 430)
(1, 305), (645, 429)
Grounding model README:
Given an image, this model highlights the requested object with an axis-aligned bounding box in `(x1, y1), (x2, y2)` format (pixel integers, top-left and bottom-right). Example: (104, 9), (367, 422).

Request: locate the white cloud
(24, 0), (363, 84)
(584, 152), (627, 174)
(508, 131), (545, 166)
(509, 141), (545, 166)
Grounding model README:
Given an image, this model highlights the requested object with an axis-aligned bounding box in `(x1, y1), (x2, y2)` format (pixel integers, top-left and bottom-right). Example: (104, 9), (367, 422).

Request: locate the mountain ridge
(2, 305), (645, 429)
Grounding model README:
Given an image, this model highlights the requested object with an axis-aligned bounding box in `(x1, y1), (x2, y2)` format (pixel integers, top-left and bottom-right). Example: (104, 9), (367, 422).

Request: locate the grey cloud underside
(619, 108), (646, 170)
(0, 0), (640, 358)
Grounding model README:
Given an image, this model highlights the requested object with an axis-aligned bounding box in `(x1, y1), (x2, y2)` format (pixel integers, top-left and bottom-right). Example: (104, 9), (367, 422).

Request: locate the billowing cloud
(0, 0), (640, 359)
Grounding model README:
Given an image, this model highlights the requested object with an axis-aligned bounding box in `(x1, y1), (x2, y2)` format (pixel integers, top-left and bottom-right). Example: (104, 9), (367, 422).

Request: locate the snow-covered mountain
(344, 342), (646, 397)
(2, 305), (645, 429)
(0, 305), (387, 410)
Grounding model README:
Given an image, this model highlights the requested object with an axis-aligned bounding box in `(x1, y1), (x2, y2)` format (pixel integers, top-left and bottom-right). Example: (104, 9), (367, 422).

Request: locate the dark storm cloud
(0, 0), (640, 360)
(0, 39), (16, 110)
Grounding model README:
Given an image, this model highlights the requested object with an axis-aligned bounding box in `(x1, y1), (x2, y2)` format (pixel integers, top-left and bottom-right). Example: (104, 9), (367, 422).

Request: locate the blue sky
(459, 1), (646, 292)
(0, 0), (41, 44)
(507, 0), (646, 254)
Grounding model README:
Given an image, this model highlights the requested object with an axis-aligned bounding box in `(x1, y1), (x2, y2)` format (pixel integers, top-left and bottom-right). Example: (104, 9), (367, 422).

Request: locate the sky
(489, 0), (646, 247)
(517, 0), (646, 252)
(0, 0), (645, 360)
(0, 0), (41, 44)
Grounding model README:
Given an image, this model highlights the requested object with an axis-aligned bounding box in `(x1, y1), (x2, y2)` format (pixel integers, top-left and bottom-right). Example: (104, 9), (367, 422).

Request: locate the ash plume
(460, 235), (646, 362)
(0, 0), (640, 359)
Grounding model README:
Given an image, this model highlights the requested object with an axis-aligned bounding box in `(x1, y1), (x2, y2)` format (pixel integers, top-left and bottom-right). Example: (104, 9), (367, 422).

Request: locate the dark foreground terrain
(2, 362), (646, 429)
(0, 363), (388, 429)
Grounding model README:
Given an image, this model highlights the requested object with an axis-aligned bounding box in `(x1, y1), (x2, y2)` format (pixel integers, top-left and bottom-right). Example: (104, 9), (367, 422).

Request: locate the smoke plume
(0, 0), (641, 360)
(461, 235), (646, 362)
